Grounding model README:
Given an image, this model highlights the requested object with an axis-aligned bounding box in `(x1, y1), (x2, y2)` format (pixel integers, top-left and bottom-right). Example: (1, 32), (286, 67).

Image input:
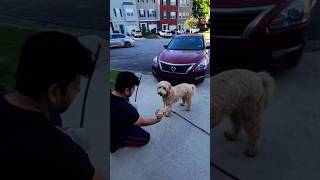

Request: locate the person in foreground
(110, 71), (163, 153)
(0, 31), (105, 179)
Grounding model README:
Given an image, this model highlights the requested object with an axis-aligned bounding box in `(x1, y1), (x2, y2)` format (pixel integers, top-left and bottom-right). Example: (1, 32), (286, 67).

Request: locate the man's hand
(155, 109), (164, 121)
(134, 110), (163, 126)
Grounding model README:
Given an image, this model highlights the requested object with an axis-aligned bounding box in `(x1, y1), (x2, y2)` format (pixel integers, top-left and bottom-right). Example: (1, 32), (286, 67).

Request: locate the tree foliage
(192, 0), (210, 18)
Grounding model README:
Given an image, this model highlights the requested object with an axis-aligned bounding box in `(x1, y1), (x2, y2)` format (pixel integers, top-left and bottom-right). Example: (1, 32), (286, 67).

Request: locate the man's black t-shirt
(0, 95), (94, 179)
(110, 92), (139, 152)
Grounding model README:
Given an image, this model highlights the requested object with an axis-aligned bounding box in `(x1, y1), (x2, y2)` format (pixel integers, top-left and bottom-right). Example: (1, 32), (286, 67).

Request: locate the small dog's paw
(244, 148), (257, 157)
(186, 107), (191, 111)
(224, 131), (238, 141)
(180, 102), (185, 106)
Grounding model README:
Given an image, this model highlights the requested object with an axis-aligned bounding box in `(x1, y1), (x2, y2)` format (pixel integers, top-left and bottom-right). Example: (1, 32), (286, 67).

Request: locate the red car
(212, 0), (316, 72)
(152, 34), (210, 84)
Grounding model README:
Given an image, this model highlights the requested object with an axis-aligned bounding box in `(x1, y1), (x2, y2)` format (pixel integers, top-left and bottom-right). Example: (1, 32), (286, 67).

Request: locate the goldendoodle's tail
(191, 84), (196, 95)
(258, 71), (275, 108)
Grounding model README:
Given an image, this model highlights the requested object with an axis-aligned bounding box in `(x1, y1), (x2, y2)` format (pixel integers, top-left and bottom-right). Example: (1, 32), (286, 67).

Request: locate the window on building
(179, 12), (182, 18)
(126, 9), (134, 17)
(148, 9), (156, 18)
(113, 8), (117, 17)
(139, 9), (145, 17)
(170, 0), (176, 6)
(170, 12), (176, 19)
(162, 0), (166, 5)
(186, 12), (189, 18)
(153, 0), (156, 2)
(163, 11), (167, 19)
(180, 0), (186, 6)
(119, 9), (123, 17)
(114, 8), (122, 17)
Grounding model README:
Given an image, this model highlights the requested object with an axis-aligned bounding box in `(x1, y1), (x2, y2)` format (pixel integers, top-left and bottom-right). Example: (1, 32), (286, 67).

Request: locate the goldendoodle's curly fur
(157, 81), (196, 117)
(211, 69), (275, 157)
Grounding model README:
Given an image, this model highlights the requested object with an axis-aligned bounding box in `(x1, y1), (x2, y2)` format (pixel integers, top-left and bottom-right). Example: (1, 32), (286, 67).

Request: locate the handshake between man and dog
(155, 69), (275, 157)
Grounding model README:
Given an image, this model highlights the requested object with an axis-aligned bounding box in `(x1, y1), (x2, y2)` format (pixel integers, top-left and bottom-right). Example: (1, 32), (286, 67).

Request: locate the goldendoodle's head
(157, 81), (172, 97)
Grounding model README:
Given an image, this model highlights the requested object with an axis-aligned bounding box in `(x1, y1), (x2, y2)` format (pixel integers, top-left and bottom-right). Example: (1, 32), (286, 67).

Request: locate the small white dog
(157, 81), (196, 117)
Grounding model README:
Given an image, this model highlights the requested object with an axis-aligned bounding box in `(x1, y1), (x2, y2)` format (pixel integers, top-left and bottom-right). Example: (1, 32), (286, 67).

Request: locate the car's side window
(111, 35), (116, 39)
(120, 35), (125, 38)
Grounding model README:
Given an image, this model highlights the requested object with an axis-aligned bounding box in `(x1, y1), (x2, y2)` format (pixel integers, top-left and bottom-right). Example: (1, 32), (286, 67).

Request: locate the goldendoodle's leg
(180, 97), (186, 106)
(164, 105), (173, 117)
(242, 114), (261, 157)
(224, 113), (241, 141)
(186, 97), (192, 111)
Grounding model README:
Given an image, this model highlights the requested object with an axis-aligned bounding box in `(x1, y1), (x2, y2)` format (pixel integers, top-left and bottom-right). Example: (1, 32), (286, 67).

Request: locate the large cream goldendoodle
(157, 81), (196, 117)
(211, 69), (275, 157)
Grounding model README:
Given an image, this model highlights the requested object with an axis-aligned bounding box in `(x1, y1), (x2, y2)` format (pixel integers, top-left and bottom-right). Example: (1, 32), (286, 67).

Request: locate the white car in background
(131, 29), (143, 38)
(159, 30), (173, 38)
(191, 26), (200, 33)
(110, 34), (135, 48)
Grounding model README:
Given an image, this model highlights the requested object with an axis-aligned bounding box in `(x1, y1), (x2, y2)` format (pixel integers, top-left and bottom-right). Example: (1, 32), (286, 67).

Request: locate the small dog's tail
(258, 71), (275, 108)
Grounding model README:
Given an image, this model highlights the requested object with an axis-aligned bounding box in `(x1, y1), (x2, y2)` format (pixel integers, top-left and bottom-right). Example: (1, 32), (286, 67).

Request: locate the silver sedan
(110, 34), (135, 48)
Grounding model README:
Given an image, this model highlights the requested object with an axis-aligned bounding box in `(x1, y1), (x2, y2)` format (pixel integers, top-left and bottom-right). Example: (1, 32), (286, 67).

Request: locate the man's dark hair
(16, 31), (94, 100)
(115, 72), (140, 93)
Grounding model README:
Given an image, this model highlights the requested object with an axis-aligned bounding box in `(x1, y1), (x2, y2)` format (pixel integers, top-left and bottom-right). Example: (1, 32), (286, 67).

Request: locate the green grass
(0, 26), (36, 92)
(109, 69), (120, 90)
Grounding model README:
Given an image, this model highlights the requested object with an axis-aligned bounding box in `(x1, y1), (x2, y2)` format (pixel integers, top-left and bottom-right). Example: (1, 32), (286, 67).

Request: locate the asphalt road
(0, 0), (107, 31)
(110, 38), (211, 74)
(110, 38), (170, 73)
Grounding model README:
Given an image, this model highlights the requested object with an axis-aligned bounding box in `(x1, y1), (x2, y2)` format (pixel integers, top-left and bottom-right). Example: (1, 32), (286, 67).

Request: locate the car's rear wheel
(125, 41), (131, 48)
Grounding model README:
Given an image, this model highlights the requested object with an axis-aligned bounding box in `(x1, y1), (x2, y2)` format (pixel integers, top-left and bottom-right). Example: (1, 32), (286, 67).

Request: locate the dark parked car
(212, 0), (316, 72)
(152, 34), (210, 84)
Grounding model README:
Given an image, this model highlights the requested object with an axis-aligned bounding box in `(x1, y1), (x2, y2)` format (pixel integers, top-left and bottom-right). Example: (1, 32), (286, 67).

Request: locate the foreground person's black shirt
(110, 92), (139, 153)
(0, 95), (94, 179)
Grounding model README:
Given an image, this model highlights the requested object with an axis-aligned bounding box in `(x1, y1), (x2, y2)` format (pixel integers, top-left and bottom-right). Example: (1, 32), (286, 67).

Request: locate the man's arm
(134, 115), (162, 126)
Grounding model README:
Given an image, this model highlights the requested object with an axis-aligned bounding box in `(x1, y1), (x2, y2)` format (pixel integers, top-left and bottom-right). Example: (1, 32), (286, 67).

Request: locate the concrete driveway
(110, 74), (210, 180)
(212, 51), (320, 180)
